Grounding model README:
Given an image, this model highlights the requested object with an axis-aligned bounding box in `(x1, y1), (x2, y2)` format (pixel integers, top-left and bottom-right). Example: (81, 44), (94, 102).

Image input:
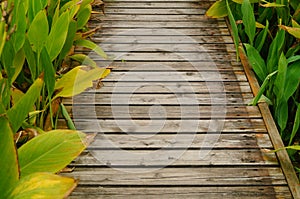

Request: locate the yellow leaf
(279, 25), (300, 39)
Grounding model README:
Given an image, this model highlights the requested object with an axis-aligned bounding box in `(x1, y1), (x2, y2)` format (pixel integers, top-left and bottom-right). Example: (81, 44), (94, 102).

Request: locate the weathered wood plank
(64, 93), (253, 105)
(98, 71), (246, 81)
(98, 21), (227, 28)
(93, 28), (231, 36)
(64, 167), (285, 185)
(71, 149), (277, 166)
(87, 133), (272, 149)
(104, 2), (208, 8)
(59, 119), (267, 133)
(70, 186), (292, 199)
(92, 35), (233, 44)
(88, 82), (251, 93)
(102, 8), (208, 15)
(95, 14), (225, 22)
(66, 105), (260, 119)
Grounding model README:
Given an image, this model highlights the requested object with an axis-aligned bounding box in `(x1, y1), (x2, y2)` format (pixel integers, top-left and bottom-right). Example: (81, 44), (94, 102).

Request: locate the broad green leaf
(261, 2), (285, 7)
(58, 20), (77, 62)
(7, 76), (44, 133)
(11, 2), (26, 52)
(75, 39), (107, 59)
(255, 20), (269, 52)
(289, 103), (300, 145)
(206, 0), (228, 18)
(18, 130), (87, 177)
(23, 37), (37, 80)
(46, 11), (70, 61)
(27, 10), (49, 54)
(226, 0), (240, 61)
(76, 4), (92, 29)
(8, 172), (76, 199)
(11, 48), (25, 83)
(274, 53), (287, 100)
(275, 101), (288, 133)
(244, 44), (267, 82)
(0, 116), (19, 199)
(279, 25), (300, 39)
(41, 48), (55, 98)
(266, 30), (285, 73)
(1, 41), (15, 84)
(242, 0), (256, 45)
(54, 66), (109, 98)
(284, 60), (300, 100)
(70, 54), (97, 68)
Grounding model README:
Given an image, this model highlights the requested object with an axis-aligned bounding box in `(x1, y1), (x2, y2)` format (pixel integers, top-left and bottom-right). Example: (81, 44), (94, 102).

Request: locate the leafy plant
(0, 0), (109, 197)
(207, 0), (300, 170)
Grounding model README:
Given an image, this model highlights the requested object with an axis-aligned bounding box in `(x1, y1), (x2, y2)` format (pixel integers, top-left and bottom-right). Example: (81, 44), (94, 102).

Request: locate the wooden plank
(92, 35), (233, 44)
(87, 133), (272, 149)
(59, 119), (267, 133)
(70, 186), (292, 199)
(98, 71), (247, 81)
(64, 167), (285, 185)
(96, 14), (225, 22)
(104, 2), (208, 8)
(102, 8), (208, 15)
(64, 93), (253, 105)
(88, 82), (251, 93)
(93, 28), (231, 36)
(239, 47), (300, 198)
(66, 105), (260, 119)
(71, 149), (278, 166)
(98, 21), (227, 28)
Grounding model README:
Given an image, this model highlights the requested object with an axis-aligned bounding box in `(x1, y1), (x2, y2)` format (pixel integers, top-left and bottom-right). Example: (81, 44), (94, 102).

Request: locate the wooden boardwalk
(62, 0), (297, 198)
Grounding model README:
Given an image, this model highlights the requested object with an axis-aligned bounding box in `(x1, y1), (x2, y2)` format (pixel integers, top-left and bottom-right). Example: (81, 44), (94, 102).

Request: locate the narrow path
(63, 0), (293, 198)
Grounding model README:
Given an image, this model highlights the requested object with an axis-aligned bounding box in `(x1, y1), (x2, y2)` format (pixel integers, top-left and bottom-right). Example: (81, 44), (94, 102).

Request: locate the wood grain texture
(61, 0), (294, 197)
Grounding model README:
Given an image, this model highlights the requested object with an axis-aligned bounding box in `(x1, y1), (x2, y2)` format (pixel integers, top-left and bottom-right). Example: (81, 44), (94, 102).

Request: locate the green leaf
(206, 0), (228, 18)
(76, 4), (92, 29)
(261, 2), (285, 7)
(70, 54), (97, 68)
(8, 172), (76, 199)
(27, 10), (49, 54)
(7, 76), (44, 133)
(274, 53), (287, 100)
(279, 25), (300, 39)
(226, 0), (240, 61)
(60, 103), (76, 130)
(0, 116), (19, 199)
(289, 103), (300, 145)
(287, 55), (300, 63)
(11, 2), (26, 52)
(231, 0), (259, 3)
(241, 0), (256, 45)
(250, 70), (278, 106)
(54, 66), (109, 98)
(244, 43), (267, 82)
(18, 130), (87, 177)
(255, 20), (269, 52)
(46, 11), (70, 61)
(58, 20), (77, 62)
(275, 101), (288, 133)
(23, 37), (37, 80)
(284, 60), (300, 100)
(11, 48), (25, 83)
(41, 48), (55, 98)
(266, 30), (285, 73)
(75, 39), (107, 59)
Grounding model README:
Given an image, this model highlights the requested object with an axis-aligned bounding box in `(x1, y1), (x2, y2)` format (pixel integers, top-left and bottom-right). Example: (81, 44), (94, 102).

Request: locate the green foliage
(0, 0), (109, 197)
(207, 0), (300, 169)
